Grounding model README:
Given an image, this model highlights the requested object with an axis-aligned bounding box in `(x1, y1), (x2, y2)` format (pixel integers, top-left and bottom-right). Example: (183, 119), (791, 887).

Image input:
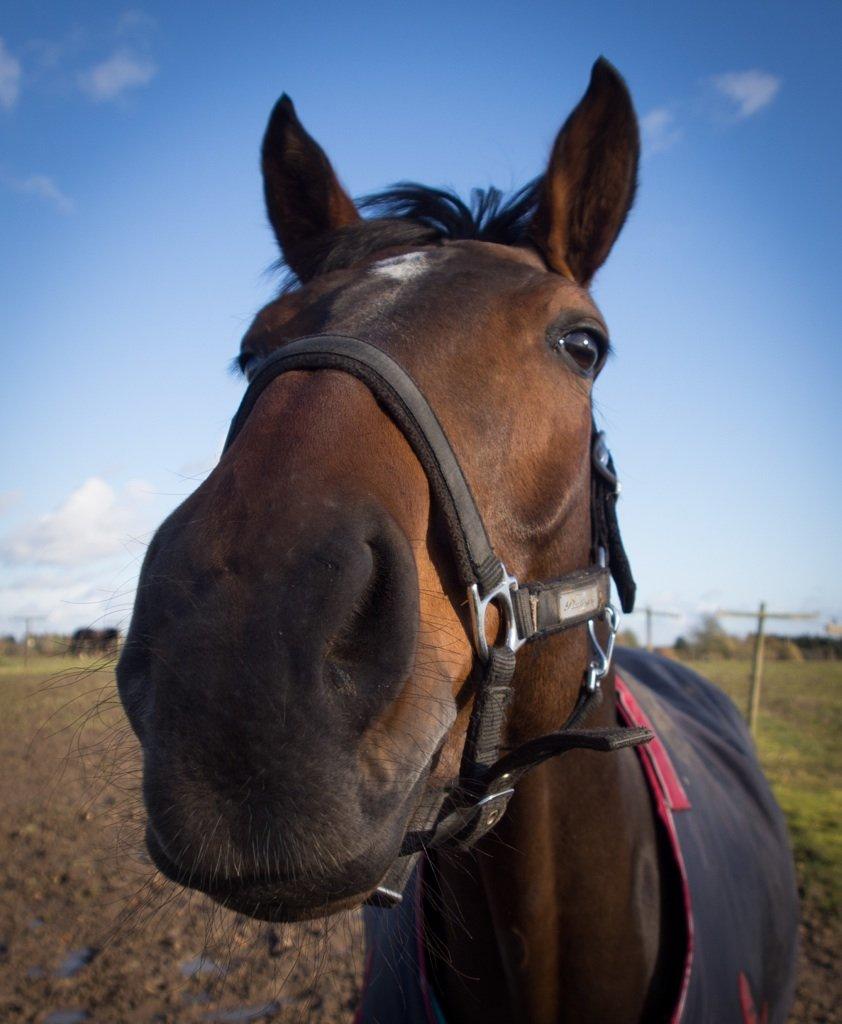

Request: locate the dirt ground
(0, 662), (364, 1024)
(0, 660), (838, 1023)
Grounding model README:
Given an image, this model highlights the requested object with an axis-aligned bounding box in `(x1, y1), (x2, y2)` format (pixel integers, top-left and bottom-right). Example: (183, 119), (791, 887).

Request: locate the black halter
(224, 334), (652, 905)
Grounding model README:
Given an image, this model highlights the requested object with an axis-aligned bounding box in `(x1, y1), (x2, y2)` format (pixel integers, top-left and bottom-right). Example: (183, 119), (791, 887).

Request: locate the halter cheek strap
(224, 334), (651, 907)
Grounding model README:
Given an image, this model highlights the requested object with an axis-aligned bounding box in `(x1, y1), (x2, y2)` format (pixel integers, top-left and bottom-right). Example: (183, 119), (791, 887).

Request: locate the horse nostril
(313, 519), (418, 720)
(325, 541), (380, 664)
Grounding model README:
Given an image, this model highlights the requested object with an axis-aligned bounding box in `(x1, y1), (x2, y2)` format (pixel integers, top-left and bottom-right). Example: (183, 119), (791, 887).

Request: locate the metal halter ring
(585, 603), (619, 692)
(468, 567), (526, 662)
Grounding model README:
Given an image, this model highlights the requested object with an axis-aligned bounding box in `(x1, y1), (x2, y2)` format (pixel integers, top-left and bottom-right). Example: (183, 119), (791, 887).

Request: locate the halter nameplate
(513, 567), (611, 641)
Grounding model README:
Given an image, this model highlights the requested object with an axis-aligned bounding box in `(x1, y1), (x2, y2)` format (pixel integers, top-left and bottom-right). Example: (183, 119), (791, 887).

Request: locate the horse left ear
(529, 58), (639, 286)
(261, 95), (361, 280)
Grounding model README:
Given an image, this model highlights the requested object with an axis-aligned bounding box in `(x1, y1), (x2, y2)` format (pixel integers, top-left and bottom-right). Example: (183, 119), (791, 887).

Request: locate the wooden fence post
(716, 606), (818, 739)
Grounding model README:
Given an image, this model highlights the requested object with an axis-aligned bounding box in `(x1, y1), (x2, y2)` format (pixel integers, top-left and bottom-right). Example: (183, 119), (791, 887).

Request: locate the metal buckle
(585, 602), (619, 692)
(468, 566), (525, 661)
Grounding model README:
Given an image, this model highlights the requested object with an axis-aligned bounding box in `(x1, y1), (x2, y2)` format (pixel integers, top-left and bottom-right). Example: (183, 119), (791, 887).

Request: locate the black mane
(281, 180), (541, 285)
(359, 180), (540, 245)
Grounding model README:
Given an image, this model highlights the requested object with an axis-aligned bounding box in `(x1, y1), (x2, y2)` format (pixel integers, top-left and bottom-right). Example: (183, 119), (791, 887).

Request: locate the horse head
(116, 58), (639, 922)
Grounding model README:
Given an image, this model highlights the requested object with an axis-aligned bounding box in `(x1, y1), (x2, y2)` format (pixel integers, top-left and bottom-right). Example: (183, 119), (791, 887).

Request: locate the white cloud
(711, 70), (781, 120)
(6, 172), (74, 214)
(641, 107), (681, 154)
(0, 36), (21, 109)
(0, 475), (175, 634)
(0, 477), (154, 567)
(0, 565), (139, 634)
(78, 49), (156, 101)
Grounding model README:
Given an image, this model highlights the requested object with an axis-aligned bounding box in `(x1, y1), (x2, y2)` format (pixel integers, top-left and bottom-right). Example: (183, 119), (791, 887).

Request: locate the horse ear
(529, 59), (639, 286)
(261, 95), (361, 280)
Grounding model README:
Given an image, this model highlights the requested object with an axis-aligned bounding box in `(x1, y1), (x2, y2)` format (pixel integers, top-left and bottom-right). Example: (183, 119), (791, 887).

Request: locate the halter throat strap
(223, 334), (650, 906)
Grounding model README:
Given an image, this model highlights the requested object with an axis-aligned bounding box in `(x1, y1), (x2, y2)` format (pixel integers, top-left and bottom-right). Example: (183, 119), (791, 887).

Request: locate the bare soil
(0, 664), (364, 1024)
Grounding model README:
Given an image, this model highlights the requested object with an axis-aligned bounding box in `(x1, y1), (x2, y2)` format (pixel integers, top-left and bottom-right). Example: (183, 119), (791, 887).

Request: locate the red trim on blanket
(616, 673), (694, 1023)
(616, 676), (691, 811)
(738, 970), (769, 1024)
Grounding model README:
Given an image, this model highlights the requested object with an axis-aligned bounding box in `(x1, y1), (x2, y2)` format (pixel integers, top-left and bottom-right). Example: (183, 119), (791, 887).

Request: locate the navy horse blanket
(357, 649), (799, 1023)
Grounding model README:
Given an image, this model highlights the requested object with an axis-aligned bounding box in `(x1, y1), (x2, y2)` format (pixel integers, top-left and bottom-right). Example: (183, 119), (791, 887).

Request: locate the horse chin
(144, 823), (387, 923)
(213, 889), (370, 923)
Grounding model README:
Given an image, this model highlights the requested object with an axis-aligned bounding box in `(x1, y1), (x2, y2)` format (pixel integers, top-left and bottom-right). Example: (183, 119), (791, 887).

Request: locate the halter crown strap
(224, 334), (649, 907)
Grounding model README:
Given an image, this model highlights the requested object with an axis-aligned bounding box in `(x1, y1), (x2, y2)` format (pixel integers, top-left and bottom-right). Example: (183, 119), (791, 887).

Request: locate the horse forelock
(271, 180), (542, 289)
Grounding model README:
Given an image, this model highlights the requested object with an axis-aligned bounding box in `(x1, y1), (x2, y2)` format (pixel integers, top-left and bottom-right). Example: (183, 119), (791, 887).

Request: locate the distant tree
(763, 635), (804, 661)
(791, 634), (842, 661)
(687, 614), (739, 659)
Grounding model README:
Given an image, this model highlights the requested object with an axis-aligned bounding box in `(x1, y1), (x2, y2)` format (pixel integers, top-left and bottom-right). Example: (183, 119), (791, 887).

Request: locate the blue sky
(1, 1), (840, 645)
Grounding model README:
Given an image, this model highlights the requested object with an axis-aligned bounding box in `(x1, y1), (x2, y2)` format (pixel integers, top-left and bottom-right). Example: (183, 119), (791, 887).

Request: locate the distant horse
(71, 627), (120, 657)
(117, 60), (798, 1022)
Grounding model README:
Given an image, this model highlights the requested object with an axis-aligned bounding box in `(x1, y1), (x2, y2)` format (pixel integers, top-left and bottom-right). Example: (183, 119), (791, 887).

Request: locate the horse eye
(555, 330), (602, 375)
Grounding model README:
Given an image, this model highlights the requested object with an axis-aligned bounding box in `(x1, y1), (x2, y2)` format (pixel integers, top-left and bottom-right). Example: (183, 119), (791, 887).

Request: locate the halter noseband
(223, 334), (652, 906)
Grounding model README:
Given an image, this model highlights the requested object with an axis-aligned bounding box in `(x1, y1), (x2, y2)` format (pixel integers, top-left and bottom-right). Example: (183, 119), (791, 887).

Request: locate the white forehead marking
(369, 251), (430, 282)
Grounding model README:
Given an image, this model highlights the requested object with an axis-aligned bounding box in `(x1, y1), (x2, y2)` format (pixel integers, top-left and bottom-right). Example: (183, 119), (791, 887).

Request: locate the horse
(71, 626), (120, 657)
(116, 59), (798, 1023)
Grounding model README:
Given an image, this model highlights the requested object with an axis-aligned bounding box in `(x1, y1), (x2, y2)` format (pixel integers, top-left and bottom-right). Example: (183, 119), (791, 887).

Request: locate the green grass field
(684, 659), (841, 921)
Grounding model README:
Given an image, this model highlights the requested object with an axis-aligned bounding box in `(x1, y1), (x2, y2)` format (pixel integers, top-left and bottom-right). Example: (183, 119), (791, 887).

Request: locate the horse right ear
(261, 95), (361, 280)
(528, 59), (639, 286)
